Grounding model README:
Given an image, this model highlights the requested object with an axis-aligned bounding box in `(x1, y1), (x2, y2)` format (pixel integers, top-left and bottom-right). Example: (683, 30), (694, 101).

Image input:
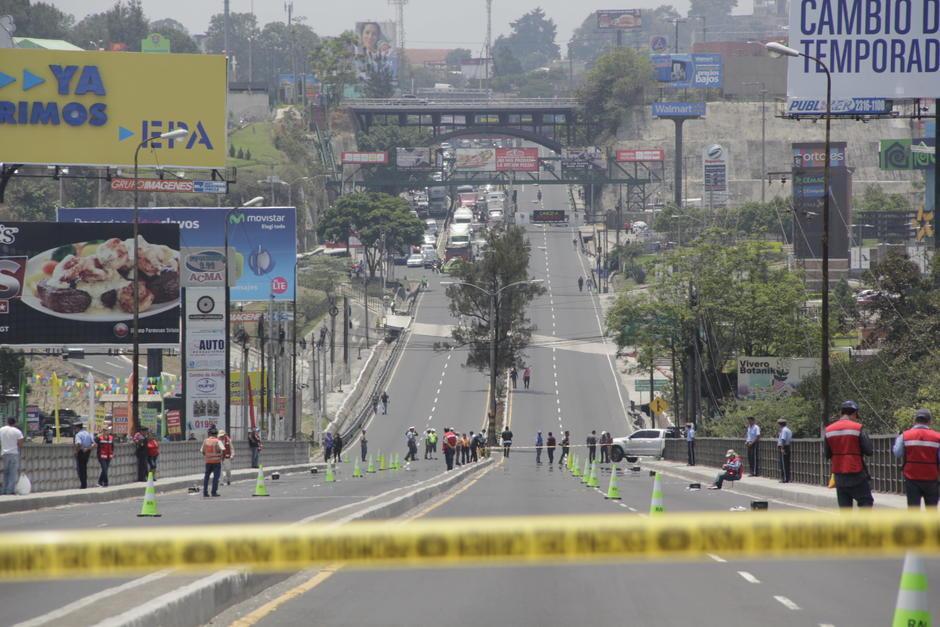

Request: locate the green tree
(0, 348), (26, 396)
(71, 0), (149, 51)
(855, 184), (912, 213)
(361, 54), (395, 98)
(832, 278), (858, 335)
(205, 11), (259, 78)
(577, 47), (652, 140)
(253, 21), (320, 87)
(493, 45), (523, 78)
(309, 32), (358, 106)
(149, 17), (199, 53)
(0, 0), (74, 40)
(356, 124), (433, 153)
(493, 7), (560, 71)
(445, 48), (473, 67)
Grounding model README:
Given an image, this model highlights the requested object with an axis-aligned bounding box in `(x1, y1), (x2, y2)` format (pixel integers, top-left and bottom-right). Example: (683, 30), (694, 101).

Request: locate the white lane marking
(627, 506), (637, 512)
(774, 596), (801, 611)
(819, 624), (836, 627)
(707, 553), (727, 563)
(737, 571), (761, 584)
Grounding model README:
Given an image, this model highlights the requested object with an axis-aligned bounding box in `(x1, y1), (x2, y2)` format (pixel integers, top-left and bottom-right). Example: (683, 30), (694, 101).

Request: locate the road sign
(635, 379), (669, 392)
(650, 397), (669, 414)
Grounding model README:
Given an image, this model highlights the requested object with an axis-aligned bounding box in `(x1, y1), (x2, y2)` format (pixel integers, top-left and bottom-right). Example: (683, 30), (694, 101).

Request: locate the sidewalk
(642, 458), (908, 509)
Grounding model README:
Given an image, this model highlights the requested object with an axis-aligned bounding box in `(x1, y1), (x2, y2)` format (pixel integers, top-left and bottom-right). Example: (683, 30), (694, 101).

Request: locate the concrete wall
(228, 91), (270, 123)
(1, 441), (309, 493)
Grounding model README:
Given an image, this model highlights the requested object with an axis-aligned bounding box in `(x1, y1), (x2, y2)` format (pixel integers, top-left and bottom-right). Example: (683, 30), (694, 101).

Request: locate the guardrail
(663, 435), (905, 494)
(345, 98), (580, 109)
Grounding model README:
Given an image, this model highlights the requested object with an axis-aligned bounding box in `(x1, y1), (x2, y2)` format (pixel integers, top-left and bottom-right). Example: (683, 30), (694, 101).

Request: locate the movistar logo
(228, 212), (246, 224)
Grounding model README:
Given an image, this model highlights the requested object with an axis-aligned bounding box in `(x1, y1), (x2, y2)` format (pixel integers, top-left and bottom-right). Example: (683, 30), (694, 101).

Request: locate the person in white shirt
(1, 417), (25, 494)
(745, 417), (761, 476)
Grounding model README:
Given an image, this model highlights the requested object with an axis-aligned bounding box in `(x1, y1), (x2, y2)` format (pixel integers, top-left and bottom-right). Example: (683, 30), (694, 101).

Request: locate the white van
(448, 223), (471, 247)
(453, 207), (473, 225)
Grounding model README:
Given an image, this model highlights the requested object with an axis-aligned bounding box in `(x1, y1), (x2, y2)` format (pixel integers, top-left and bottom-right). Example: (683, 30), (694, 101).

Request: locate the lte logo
(271, 277), (288, 295)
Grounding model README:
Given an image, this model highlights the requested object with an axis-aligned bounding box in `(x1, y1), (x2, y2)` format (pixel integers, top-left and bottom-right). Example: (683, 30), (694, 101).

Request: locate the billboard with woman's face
(355, 20), (398, 81)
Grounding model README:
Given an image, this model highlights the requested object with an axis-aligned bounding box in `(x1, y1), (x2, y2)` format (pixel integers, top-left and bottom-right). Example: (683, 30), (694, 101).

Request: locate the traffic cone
(571, 454), (580, 477)
(251, 466), (269, 497)
(586, 460), (599, 488)
(892, 552), (931, 627)
(649, 471), (665, 515)
(379, 453), (386, 471)
(352, 458), (363, 478)
(605, 464), (621, 499)
(580, 457), (590, 484)
(325, 461), (336, 483)
(566, 451), (574, 472)
(392, 453), (400, 471)
(137, 471), (161, 517)
(367, 454), (376, 474)
(343, 452), (349, 464)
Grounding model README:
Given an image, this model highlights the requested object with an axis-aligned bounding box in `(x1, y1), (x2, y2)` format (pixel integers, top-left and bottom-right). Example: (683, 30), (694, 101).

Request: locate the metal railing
(346, 98), (580, 110)
(664, 436), (905, 494)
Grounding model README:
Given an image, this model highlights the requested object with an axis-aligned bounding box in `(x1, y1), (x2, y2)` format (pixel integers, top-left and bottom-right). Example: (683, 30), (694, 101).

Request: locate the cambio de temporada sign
(787, 0), (940, 98)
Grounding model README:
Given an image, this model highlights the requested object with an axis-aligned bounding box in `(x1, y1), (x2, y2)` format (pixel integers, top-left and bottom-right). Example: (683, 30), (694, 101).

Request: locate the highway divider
(2, 508), (938, 581)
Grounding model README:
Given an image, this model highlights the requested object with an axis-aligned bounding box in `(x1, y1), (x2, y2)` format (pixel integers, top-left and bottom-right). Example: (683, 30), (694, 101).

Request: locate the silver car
(610, 429), (669, 463)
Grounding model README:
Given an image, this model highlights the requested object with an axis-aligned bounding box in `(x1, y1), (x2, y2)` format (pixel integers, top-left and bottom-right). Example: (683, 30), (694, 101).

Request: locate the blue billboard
(652, 102), (706, 118)
(58, 207), (297, 301)
(651, 54), (723, 89)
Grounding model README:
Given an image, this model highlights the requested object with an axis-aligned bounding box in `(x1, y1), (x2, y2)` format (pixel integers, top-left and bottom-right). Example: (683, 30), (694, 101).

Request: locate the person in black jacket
(501, 427), (513, 458)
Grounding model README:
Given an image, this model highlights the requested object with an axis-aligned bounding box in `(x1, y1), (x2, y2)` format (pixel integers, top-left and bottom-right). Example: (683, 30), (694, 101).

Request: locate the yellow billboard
(0, 49), (227, 168)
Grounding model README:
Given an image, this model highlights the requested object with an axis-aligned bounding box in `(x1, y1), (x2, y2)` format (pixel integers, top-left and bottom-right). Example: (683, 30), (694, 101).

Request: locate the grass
(832, 330), (860, 348)
(227, 122), (286, 168)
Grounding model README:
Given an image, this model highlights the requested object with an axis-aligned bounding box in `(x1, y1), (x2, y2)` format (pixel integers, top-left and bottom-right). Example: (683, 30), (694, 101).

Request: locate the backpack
(146, 438), (160, 457)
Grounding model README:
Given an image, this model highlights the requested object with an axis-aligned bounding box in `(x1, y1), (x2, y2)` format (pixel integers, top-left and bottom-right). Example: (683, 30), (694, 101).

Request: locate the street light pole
(132, 127), (187, 433)
(744, 81), (767, 202)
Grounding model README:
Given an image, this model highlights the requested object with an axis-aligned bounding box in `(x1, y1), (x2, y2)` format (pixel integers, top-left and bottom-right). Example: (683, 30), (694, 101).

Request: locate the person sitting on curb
(708, 449), (743, 490)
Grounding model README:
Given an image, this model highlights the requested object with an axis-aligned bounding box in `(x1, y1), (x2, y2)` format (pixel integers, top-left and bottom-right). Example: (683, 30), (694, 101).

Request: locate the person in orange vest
(200, 426), (224, 498)
(94, 425), (115, 487)
(824, 400), (874, 508)
(893, 409), (940, 508)
(218, 430), (234, 486)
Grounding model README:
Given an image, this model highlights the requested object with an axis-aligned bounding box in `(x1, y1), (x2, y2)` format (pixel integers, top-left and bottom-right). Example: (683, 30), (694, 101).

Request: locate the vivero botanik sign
(0, 49), (227, 168)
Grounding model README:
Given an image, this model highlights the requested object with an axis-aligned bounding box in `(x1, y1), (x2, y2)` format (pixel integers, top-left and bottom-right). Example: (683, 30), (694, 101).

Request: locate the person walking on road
(501, 426), (513, 458)
(322, 431), (333, 463)
(522, 367), (531, 390)
(454, 432), (464, 466)
(599, 431), (611, 463)
(332, 431), (344, 464)
(893, 409), (940, 508)
(578, 276), (584, 292)
(200, 426), (224, 497)
(709, 449), (743, 489)
(468, 431), (479, 462)
(360, 429), (368, 462)
(546, 432), (556, 465)
(686, 422), (696, 466)
(0, 416), (24, 495)
(429, 429), (438, 458)
(372, 394), (380, 415)
(776, 419), (792, 483)
(535, 431), (544, 464)
(249, 427), (263, 468)
(825, 400), (874, 508)
(405, 427), (419, 462)
(586, 430), (598, 463)
(424, 429), (433, 460)
(132, 426), (150, 482)
(95, 425), (114, 487)
(509, 367), (518, 389)
(73, 422), (93, 489)
(380, 391), (389, 415)
(558, 431), (570, 467)
(745, 416), (761, 476)
(461, 434), (470, 464)
(219, 430), (234, 486)
(443, 427), (458, 470)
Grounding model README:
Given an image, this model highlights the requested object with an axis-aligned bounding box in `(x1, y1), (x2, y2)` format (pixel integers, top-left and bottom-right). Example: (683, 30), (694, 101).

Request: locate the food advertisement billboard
(455, 148), (496, 171)
(58, 207), (297, 301)
(0, 49), (227, 168)
(495, 147), (539, 172)
(596, 9), (642, 29)
(0, 222), (180, 346)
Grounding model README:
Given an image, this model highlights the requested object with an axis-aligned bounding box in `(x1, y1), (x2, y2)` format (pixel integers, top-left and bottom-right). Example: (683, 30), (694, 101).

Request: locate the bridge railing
(345, 97), (580, 109)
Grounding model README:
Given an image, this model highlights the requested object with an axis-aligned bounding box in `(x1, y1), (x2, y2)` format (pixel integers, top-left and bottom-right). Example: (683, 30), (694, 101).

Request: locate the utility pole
(343, 295), (349, 372)
(285, 1), (295, 104)
(744, 82), (768, 202)
(672, 18), (685, 53)
(224, 0), (231, 81)
(488, 282), (498, 446)
(649, 361), (655, 428)
(363, 279), (370, 348)
(484, 0), (493, 85)
(259, 313), (266, 434)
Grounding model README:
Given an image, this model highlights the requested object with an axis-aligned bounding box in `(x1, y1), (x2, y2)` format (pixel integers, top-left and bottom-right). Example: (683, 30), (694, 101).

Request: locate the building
(13, 37), (84, 51)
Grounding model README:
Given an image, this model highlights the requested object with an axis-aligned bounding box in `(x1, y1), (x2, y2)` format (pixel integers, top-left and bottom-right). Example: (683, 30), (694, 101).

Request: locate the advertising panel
(786, 0), (940, 99)
(185, 285), (226, 439)
(596, 9), (643, 29)
(0, 49), (227, 168)
(561, 147), (606, 171)
(109, 178), (228, 194)
(230, 371), (262, 405)
(616, 149), (665, 162)
(651, 102), (706, 118)
(879, 138), (935, 170)
(532, 210), (567, 223)
(737, 356), (818, 398)
(0, 222), (180, 346)
(341, 152), (388, 165)
(186, 370), (223, 438)
(59, 208), (297, 301)
(396, 147), (432, 168)
(792, 163), (852, 259)
(455, 148), (496, 171)
(651, 54), (723, 89)
(792, 142), (847, 169)
(495, 147), (539, 172)
(355, 21), (399, 81)
(786, 97), (893, 116)
(703, 144), (728, 208)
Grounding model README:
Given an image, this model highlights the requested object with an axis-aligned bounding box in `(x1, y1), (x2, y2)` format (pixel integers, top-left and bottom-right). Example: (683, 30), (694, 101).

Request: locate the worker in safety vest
(824, 400), (874, 508)
(200, 426), (224, 498)
(95, 425), (115, 487)
(893, 408), (940, 508)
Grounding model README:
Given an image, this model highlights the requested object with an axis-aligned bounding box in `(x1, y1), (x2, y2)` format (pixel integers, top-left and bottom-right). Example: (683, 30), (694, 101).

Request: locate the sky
(38, 0), (752, 50)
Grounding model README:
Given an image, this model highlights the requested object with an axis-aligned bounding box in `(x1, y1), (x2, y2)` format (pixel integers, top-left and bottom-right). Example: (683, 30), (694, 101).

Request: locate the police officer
(686, 422), (696, 466)
(776, 418), (792, 483)
(893, 409), (940, 508)
(745, 416), (761, 476)
(824, 400), (874, 508)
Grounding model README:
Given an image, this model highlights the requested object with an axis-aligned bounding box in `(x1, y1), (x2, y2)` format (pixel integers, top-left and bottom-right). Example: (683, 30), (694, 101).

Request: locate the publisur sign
(0, 49), (227, 168)
(786, 97), (892, 116)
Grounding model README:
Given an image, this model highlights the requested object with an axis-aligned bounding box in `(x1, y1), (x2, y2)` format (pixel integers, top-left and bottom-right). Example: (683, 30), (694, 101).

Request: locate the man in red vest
(824, 400), (874, 508)
(893, 409), (940, 508)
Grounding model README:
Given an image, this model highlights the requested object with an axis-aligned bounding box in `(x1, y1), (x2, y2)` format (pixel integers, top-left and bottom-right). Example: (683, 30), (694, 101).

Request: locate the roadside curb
(101, 459), (493, 627)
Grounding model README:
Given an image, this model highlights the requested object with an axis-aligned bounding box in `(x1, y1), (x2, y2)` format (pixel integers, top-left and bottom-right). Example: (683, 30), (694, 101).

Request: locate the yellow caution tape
(1, 509), (938, 581)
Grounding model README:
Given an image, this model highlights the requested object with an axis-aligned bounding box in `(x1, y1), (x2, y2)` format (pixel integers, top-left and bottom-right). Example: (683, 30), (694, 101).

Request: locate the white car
(423, 233), (437, 245)
(425, 219), (438, 234)
(488, 209), (504, 222)
(406, 254), (425, 268)
(610, 429), (672, 463)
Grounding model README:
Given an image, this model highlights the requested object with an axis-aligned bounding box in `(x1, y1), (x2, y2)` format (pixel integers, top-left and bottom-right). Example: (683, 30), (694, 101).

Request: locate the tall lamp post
(767, 41), (833, 431)
(131, 127), (188, 433)
(441, 279), (543, 446)
(743, 81), (768, 202)
(224, 196), (265, 436)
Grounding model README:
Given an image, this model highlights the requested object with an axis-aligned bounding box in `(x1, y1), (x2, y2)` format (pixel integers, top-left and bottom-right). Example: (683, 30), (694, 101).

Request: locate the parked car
(425, 219), (438, 234)
(406, 254), (425, 268)
(609, 428), (678, 463)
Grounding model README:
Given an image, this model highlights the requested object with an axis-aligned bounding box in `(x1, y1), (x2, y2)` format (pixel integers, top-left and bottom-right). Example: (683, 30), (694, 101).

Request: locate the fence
(1, 441), (310, 494)
(663, 435), (905, 494)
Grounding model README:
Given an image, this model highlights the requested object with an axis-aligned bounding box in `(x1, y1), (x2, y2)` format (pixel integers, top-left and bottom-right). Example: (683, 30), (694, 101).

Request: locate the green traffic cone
(650, 471), (665, 515)
(605, 464), (621, 499)
(137, 471), (161, 517)
(571, 454), (581, 477)
(566, 451), (574, 472)
(586, 460), (599, 488)
(252, 465), (270, 497)
(325, 461), (336, 483)
(379, 453), (386, 471)
(343, 452), (349, 464)
(580, 456), (590, 484)
(893, 552), (931, 627)
(367, 454), (376, 474)
(352, 458), (363, 478)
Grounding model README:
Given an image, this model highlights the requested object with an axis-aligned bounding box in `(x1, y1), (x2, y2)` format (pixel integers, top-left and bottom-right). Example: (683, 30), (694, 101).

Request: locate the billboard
(0, 49), (227, 168)
(792, 158), (852, 259)
(455, 148), (496, 171)
(0, 222), (180, 346)
(185, 286), (226, 439)
(109, 178), (227, 194)
(652, 102), (706, 118)
(786, 97), (893, 116)
(532, 210), (567, 223)
(879, 138), (935, 170)
(355, 21), (399, 81)
(341, 151), (388, 165)
(786, 0), (940, 99)
(495, 147), (539, 172)
(58, 207), (297, 301)
(737, 357), (818, 398)
(651, 54), (723, 89)
(792, 142), (847, 169)
(396, 147), (432, 168)
(561, 147), (606, 171)
(703, 144), (728, 208)
(596, 9), (642, 29)
(616, 149), (665, 162)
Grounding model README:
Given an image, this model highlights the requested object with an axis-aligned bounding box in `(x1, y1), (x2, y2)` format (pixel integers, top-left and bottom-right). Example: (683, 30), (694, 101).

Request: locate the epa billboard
(0, 49), (227, 168)
(495, 147), (539, 172)
(596, 9), (642, 29)
(0, 222), (180, 346)
(455, 148), (496, 171)
(396, 147), (432, 168)
(58, 208), (297, 301)
(786, 0), (940, 99)
(651, 54), (723, 89)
